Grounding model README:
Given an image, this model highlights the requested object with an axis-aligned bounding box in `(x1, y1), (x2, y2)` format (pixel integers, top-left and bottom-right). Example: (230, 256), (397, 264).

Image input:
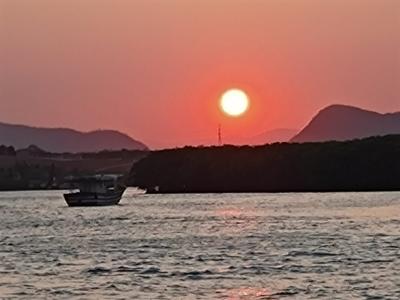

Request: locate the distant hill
(246, 128), (298, 145)
(0, 122), (148, 153)
(16, 145), (48, 157)
(225, 128), (298, 146)
(291, 105), (400, 142)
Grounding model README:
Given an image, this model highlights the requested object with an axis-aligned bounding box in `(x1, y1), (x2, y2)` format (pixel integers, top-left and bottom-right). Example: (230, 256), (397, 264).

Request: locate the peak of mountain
(0, 122), (148, 153)
(291, 104), (400, 143)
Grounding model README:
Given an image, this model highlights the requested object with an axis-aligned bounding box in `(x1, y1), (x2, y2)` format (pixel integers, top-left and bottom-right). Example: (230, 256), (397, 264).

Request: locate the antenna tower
(218, 124), (222, 146)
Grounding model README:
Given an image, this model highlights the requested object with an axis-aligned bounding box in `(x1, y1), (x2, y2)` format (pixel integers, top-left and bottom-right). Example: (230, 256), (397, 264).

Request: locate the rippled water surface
(1, 190), (400, 299)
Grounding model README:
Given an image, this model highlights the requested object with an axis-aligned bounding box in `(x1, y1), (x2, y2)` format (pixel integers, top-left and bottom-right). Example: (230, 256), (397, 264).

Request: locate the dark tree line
(0, 147), (146, 190)
(81, 149), (146, 160)
(0, 145), (16, 156)
(130, 135), (400, 193)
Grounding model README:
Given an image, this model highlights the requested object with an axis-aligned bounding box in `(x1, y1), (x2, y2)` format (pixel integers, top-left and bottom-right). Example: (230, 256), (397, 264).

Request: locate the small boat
(64, 174), (126, 207)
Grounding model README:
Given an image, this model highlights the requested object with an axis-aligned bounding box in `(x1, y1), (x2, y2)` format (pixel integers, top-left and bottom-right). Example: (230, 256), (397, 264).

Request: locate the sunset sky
(1, 0), (399, 148)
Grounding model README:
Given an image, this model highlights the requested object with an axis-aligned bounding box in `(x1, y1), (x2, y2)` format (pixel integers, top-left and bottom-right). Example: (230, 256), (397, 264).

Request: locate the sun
(220, 89), (250, 117)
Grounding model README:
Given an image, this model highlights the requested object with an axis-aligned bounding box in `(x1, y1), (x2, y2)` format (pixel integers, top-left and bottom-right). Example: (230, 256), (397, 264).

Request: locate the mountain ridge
(0, 122), (148, 153)
(291, 104), (400, 143)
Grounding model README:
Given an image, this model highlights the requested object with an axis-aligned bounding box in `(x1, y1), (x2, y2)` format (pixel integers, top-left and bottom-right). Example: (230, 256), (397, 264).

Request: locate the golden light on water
(222, 287), (272, 299)
(220, 89), (250, 117)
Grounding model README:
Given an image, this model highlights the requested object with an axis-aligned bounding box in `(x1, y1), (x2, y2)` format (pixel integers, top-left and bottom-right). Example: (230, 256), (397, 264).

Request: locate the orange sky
(1, 0), (399, 148)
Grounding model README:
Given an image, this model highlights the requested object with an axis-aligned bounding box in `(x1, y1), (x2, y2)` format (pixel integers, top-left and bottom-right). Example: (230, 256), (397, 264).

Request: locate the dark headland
(129, 135), (400, 193)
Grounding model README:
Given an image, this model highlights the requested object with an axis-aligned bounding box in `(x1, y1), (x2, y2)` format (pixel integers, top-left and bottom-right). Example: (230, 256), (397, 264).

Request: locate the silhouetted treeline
(130, 135), (400, 193)
(0, 145), (16, 156)
(81, 149), (145, 160)
(0, 147), (146, 191)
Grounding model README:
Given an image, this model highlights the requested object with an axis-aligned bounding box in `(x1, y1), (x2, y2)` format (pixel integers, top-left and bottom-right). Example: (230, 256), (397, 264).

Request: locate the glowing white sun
(220, 89), (250, 117)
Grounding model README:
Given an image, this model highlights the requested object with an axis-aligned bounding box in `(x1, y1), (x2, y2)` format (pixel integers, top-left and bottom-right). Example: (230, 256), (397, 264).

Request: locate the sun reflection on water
(213, 206), (260, 234)
(222, 287), (272, 299)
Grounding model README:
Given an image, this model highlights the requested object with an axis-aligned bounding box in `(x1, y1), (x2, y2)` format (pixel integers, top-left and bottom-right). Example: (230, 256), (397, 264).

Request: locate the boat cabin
(66, 175), (123, 194)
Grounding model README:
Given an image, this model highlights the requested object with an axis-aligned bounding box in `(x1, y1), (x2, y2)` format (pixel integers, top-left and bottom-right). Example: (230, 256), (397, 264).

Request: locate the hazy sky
(1, 0), (399, 148)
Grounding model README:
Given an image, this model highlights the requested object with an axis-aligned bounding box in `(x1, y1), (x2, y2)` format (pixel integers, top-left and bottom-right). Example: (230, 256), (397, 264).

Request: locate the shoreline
(1, 188), (400, 194)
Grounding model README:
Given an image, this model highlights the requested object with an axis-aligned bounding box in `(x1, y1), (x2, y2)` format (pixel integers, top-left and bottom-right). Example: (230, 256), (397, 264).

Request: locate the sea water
(1, 190), (400, 299)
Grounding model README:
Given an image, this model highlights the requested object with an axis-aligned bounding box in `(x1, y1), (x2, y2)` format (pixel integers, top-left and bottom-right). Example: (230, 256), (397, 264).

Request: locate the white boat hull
(64, 188), (126, 207)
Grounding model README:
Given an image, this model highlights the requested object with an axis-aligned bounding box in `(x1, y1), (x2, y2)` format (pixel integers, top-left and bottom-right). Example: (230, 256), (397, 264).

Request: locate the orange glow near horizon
(1, 0), (398, 149)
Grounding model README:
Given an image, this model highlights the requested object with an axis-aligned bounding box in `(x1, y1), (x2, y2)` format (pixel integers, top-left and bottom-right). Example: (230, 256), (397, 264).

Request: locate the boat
(64, 174), (126, 207)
